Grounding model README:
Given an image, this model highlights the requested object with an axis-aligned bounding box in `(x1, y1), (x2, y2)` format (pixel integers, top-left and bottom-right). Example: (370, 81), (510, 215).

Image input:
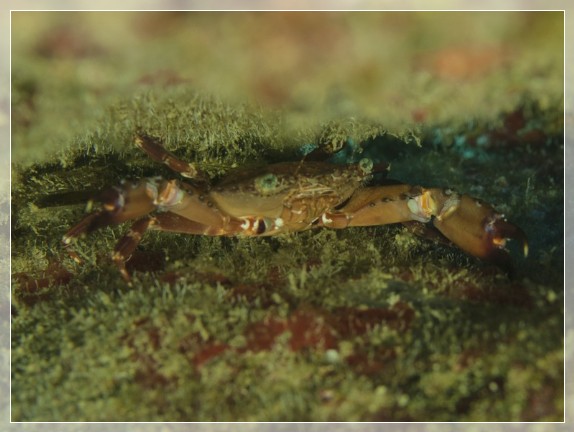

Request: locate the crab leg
(112, 217), (155, 281)
(323, 184), (527, 267)
(322, 185), (431, 227)
(110, 212), (227, 281)
(63, 178), (227, 243)
(62, 177), (234, 269)
(62, 179), (158, 250)
(62, 172), (271, 276)
(134, 132), (207, 181)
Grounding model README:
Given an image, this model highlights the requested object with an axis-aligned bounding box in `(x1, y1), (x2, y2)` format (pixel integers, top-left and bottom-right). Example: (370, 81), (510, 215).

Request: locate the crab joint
(238, 216), (287, 236)
(406, 188), (462, 223)
(239, 217), (270, 235)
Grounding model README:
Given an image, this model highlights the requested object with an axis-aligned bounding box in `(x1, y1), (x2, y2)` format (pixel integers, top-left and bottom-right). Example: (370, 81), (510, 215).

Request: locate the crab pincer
(430, 193), (528, 271)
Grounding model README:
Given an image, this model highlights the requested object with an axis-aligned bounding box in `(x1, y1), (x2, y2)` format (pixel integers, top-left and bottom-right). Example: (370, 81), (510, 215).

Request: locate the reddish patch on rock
(419, 46), (510, 81)
(244, 308), (338, 352)
(121, 320), (174, 389)
(333, 303), (416, 336)
(226, 267), (286, 307)
(186, 303), (416, 373)
(251, 77), (292, 107)
(131, 12), (188, 38)
(35, 25), (102, 59)
(13, 261), (73, 305)
(193, 343), (230, 368)
(160, 269), (232, 287)
(522, 380), (563, 421)
(137, 69), (191, 87)
(345, 349), (395, 376)
(124, 250), (166, 277)
(227, 282), (276, 307)
(488, 108), (547, 149)
(411, 108), (428, 123)
(393, 263), (533, 308)
(450, 276), (533, 308)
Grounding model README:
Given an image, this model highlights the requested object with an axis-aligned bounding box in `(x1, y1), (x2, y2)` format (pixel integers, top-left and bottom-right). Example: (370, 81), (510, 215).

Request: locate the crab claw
(431, 194), (528, 271)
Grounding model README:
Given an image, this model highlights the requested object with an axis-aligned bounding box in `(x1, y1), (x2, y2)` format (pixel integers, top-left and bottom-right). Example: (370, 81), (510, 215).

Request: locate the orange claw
(430, 194), (528, 270)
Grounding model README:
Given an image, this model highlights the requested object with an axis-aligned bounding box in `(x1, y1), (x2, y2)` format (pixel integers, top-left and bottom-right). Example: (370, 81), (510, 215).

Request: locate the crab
(63, 132), (528, 281)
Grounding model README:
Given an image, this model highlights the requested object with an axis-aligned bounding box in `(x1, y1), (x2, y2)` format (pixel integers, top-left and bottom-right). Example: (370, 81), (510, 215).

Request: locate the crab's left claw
(430, 193), (528, 271)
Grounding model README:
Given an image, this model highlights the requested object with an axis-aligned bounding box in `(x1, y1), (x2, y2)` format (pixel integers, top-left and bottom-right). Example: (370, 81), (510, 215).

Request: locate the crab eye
(358, 158), (373, 175)
(254, 173), (279, 194)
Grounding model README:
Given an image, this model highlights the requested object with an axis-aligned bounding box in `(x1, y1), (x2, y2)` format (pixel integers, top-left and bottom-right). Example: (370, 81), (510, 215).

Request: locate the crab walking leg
(60, 169), (266, 278)
(134, 132), (206, 180)
(61, 178), (247, 279)
(113, 217), (155, 281)
(110, 211), (234, 281)
(62, 180), (157, 242)
(115, 210), (262, 280)
(62, 178), (229, 239)
(61, 179), (160, 262)
(323, 184), (528, 265)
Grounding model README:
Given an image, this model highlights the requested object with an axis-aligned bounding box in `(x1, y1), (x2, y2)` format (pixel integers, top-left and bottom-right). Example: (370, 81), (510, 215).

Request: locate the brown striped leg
(62, 211), (101, 264)
(150, 212), (249, 236)
(111, 212), (241, 282)
(112, 217), (155, 282)
(134, 132), (207, 181)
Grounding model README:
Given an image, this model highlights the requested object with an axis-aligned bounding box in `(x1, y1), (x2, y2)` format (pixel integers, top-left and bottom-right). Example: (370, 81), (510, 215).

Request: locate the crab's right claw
(485, 215), (529, 258)
(431, 194), (528, 271)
